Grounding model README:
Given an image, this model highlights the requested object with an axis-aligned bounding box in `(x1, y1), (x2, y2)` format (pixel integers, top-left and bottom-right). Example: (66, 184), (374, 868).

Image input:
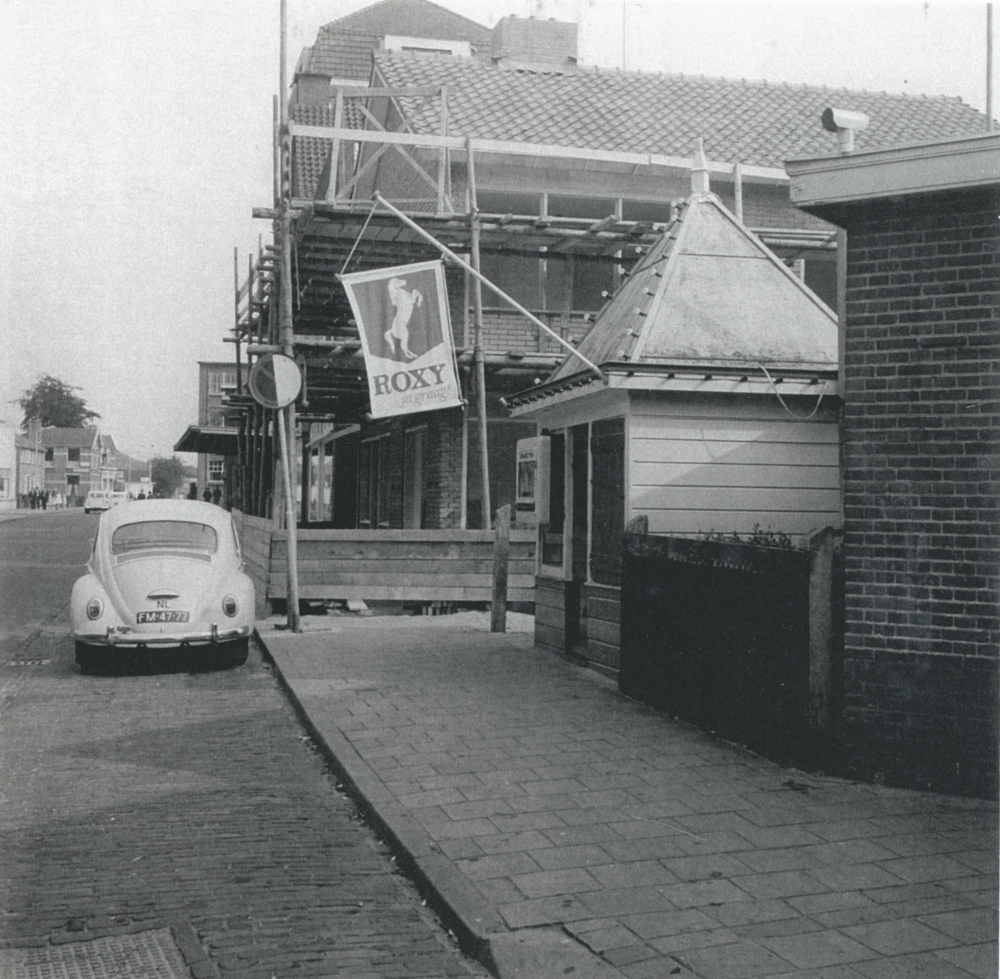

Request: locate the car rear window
(111, 521), (218, 555)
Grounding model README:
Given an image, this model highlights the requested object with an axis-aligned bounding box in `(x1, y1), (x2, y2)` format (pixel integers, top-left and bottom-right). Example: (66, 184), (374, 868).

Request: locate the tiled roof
(302, 30), (382, 81)
(292, 103), (369, 199)
(322, 1), (491, 46)
(40, 427), (98, 449)
(372, 51), (989, 169)
(301, 0), (492, 80)
(547, 191), (837, 383)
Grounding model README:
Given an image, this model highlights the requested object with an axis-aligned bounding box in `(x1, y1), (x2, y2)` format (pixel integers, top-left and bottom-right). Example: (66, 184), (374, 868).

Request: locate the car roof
(98, 499), (234, 533)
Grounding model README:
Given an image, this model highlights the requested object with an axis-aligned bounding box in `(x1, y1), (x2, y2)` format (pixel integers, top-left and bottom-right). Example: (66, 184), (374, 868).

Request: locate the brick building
(789, 133), (999, 797)
(174, 362), (247, 501)
(40, 427), (111, 504)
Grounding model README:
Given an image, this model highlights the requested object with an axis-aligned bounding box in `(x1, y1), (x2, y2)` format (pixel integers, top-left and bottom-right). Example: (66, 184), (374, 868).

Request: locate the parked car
(83, 490), (111, 514)
(71, 500), (254, 672)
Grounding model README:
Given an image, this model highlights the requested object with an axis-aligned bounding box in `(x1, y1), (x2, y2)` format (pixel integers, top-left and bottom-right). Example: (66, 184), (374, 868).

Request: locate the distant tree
(151, 456), (187, 499)
(19, 375), (100, 430)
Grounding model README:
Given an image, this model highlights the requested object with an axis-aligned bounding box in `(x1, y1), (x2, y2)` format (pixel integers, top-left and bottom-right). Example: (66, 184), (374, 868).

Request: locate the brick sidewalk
(258, 612), (998, 979)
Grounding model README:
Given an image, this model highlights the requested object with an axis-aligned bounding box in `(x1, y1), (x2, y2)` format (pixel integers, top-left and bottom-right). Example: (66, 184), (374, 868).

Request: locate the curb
(254, 630), (502, 966)
(255, 628), (627, 979)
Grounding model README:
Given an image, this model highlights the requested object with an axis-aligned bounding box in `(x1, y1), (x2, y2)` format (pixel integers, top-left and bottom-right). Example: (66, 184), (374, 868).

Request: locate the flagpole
(371, 192), (606, 383)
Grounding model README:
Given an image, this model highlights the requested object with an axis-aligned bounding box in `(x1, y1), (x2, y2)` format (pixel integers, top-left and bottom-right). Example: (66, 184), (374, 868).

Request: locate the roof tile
(372, 51), (988, 168)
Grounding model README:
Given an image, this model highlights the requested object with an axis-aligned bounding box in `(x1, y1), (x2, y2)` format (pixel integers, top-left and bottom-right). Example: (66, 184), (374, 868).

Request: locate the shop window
(359, 435), (391, 529)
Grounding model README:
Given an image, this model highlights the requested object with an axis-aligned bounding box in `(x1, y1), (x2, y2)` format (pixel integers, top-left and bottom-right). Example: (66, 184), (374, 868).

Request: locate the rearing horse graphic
(385, 277), (423, 360)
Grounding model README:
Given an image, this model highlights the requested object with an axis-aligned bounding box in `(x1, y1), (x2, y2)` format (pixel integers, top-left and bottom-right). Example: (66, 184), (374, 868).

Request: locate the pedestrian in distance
(212, 486), (222, 506)
(137, 490), (146, 500)
(203, 487), (213, 503)
(187, 482), (198, 500)
(41, 490), (48, 510)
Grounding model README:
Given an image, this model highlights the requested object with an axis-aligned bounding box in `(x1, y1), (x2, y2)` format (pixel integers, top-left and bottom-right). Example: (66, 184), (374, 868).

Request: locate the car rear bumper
(75, 624), (252, 648)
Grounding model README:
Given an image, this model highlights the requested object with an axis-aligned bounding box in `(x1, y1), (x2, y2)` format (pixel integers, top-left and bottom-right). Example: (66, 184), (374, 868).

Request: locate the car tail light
(222, 595), (238, 617)
(86, 597), (103, 620)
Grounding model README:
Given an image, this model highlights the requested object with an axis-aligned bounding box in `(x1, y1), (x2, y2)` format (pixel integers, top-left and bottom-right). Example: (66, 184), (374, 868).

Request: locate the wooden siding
(534, 575), (566, 654)
(629, 397), (841, 539)
(232, 509), (273, 619)
(584, 583), (621, 675)
(267, 528), (537, 602)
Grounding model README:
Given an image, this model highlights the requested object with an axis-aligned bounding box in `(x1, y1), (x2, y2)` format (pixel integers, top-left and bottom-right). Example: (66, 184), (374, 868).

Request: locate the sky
(0, 0), (994, 460)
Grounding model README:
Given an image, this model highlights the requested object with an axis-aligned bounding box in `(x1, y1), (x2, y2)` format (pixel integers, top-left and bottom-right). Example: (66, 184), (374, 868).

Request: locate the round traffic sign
(249, 353), (302, 409)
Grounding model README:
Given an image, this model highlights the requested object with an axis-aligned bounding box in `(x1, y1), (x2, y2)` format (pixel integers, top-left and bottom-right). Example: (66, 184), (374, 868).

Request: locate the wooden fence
(619, 529), (841, 769)
(232, 511), (536, 611)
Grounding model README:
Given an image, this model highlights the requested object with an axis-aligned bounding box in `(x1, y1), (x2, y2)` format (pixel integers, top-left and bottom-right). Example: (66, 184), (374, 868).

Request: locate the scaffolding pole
(278, 0), (301, 631)
(467, 138), (491, 530)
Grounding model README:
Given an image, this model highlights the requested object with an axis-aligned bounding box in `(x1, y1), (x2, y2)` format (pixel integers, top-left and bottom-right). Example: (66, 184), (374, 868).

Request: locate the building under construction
(187, 1), (989, 624)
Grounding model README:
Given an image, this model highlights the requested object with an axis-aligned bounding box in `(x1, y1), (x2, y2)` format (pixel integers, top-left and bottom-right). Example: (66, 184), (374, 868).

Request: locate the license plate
(137, 610), (190, 624)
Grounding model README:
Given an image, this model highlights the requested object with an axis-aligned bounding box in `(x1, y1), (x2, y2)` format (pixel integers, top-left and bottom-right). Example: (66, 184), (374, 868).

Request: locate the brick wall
(478, 308), (593, 354)
(839, 189), (999, 796)
(423, 409), (465, 528)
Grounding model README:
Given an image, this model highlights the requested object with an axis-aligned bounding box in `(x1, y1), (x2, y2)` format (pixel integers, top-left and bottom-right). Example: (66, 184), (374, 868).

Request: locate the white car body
(71, 500), (255, 670)
(83, 490), (111, 514)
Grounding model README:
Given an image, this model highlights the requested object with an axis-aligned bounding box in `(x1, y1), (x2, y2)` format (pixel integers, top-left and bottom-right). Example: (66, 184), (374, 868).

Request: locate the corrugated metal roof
(372, 51), (989, 169)
(547, 192), (837, 382)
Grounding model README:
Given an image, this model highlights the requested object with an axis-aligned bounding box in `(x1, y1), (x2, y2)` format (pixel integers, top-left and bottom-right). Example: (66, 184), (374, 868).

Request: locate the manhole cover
(0, 928), (190, 978)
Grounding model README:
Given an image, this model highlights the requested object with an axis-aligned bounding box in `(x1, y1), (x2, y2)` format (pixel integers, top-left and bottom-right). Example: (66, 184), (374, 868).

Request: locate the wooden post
(808, 526), (838, 731)
(733, 161), (744, 223)
(491, 503), (511, 633)
(301, 422), (311, 524)
(466, 138), (491, 530)
(327, 88), (343, 203)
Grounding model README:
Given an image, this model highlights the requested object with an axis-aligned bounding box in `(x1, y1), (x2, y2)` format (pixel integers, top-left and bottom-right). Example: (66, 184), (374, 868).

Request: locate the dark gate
(619, 533), (811, 764)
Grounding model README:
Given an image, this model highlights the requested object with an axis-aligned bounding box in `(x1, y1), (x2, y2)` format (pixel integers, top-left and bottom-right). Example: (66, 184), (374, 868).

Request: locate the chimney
(491, 16), (578, 68)
(28, 417), (41, 444)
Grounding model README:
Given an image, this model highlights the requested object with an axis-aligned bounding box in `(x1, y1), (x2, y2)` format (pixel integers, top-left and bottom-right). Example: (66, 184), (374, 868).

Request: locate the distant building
(40, 427), (116, 504)
(15, 419), (46, 507)
(0, 420), (16, 511)
(174, 361), (247, 501)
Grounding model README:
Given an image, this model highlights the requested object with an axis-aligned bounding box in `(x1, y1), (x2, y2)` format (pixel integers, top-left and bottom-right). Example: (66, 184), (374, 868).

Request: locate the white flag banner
(340, 261), (463, 419)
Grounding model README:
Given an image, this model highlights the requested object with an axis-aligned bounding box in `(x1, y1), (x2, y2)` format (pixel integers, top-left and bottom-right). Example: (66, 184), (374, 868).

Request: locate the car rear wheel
(223, 636), (249, 666)
(75, 641), (103, 673)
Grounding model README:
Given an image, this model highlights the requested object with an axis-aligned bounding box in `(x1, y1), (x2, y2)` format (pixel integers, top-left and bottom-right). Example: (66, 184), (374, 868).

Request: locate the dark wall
(837, 188), (999, 797)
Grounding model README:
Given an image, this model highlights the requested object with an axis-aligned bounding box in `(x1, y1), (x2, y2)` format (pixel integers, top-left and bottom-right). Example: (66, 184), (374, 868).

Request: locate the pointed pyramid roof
(547, 191), (837, 386)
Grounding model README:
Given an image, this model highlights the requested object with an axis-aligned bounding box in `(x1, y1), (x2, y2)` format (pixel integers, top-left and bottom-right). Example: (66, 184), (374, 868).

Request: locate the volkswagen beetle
(71, 500), (254, 671)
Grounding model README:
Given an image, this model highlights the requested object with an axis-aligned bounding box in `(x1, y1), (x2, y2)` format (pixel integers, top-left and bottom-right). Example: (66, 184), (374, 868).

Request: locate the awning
(174, 425), (240, 455)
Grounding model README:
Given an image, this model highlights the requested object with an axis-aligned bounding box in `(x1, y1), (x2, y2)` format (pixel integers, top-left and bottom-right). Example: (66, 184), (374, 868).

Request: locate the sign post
(250, 353), (303, 631)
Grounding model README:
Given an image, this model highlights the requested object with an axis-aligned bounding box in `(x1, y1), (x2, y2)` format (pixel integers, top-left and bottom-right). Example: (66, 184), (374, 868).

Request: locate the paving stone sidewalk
(257, 612), (998, 979)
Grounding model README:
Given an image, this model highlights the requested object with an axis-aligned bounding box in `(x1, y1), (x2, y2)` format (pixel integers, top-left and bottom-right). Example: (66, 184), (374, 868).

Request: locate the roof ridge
(373, 47), (970, 104)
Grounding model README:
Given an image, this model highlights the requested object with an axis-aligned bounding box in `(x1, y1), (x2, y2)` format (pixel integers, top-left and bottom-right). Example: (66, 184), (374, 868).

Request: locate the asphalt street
(0, 508), (491, 979)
